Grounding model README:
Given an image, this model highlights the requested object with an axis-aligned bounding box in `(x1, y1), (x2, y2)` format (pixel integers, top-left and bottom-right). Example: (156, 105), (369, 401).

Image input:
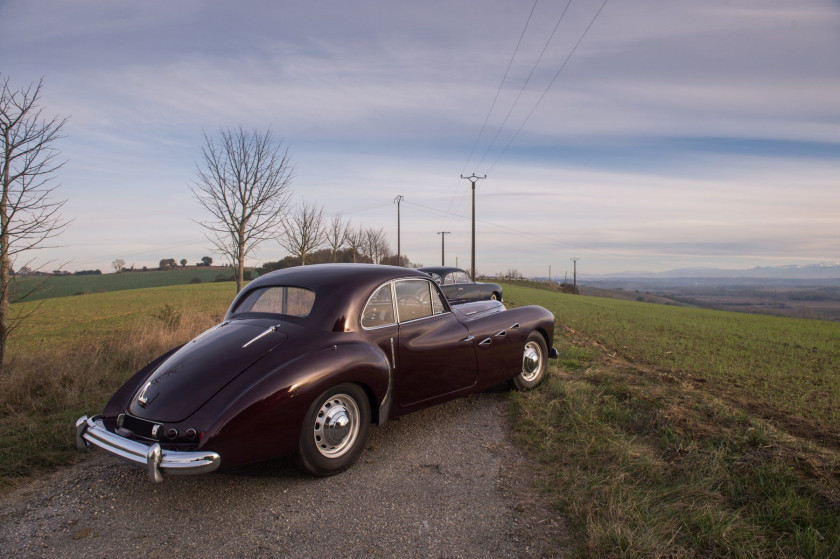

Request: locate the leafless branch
(325, 214), (351, 263)
(0, 75), (69, 374)
(192, 127), (294, 291)
(278, 201), (326, 266)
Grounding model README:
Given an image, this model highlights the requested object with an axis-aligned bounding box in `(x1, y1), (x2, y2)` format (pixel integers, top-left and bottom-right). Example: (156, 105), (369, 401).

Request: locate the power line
(474, 0), (574, 170)
(442, 0), (540, 233)
(485, 0), (610, 174)
(461, 0), (541, 175)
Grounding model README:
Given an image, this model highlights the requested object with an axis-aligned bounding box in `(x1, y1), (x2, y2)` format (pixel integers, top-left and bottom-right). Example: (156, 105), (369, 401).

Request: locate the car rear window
(234, 286), (315, 318)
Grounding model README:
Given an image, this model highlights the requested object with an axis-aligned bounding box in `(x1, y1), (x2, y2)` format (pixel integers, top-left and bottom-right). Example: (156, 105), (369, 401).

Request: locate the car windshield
(233, 286), (315, 318)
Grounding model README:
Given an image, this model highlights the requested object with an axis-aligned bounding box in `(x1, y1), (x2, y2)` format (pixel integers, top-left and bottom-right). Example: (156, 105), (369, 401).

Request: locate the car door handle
(478, 338), (492, 346)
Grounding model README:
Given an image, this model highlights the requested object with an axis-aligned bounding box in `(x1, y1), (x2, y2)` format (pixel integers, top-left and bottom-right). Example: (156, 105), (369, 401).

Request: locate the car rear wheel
(490, 293), (498, 301)
(512, 331), (547, 390)
(296, 383), (370, 476)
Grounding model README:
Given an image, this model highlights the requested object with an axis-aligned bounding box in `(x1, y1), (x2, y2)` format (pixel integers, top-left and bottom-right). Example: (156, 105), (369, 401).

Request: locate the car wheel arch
(535, 327), (551, 349)
(354, 381), (380, 425)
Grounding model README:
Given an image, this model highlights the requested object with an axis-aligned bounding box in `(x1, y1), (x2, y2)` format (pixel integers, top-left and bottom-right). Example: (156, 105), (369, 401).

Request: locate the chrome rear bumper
(76, 415), (221, 483)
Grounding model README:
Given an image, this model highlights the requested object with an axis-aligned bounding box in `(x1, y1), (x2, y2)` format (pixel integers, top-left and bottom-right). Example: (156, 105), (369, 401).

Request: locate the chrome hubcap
(521, 342), (542, 382)
(313, 394), (360, 458)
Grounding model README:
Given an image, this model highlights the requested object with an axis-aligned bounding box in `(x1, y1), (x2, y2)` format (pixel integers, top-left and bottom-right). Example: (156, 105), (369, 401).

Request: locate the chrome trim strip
(479, 338), (492, 346)
(241, 323), (282, 348)
(76, 415), (221, 483)
(509, 323), (520, 329)
(389, 337), (396, 369)
(461, 334), (474, 342)
(191, 320), (231, 344)
(396, 312), (449, 326)
(495, 330), (507, 337)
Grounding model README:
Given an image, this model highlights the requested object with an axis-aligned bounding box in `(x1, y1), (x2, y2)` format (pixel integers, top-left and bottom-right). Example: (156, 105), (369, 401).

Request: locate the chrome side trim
(460, 334), (475, 342)
(241, 323), (282, 348)
(379, 339), (396, 426)
(478, 338), (492, 347)
(76, 415), (221, 483)
(509, 323), (520, 329)
(191, 320), (231, 344)
(389, 337), (396, 369)
(495, 330), (507, 337)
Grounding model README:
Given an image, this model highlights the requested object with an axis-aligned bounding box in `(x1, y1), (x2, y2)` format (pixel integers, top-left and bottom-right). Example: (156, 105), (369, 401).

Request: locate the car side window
(395, 280), (433, 322)
(361, 283), (395, 328)
(430, 283), (448, 315)
(443, 273), (455, 285)
(454, 271), (470, 284)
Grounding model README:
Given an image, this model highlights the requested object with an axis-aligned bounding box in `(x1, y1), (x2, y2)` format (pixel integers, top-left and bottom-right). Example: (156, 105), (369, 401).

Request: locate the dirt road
(0, 391), (568, 558)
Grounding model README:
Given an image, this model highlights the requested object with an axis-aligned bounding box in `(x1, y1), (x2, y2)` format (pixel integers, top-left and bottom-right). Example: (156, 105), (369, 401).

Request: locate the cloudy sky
(2, 0), (838, 277)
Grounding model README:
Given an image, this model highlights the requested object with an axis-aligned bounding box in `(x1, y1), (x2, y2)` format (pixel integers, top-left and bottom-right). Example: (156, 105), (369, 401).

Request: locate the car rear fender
(200, 341), (391, 466)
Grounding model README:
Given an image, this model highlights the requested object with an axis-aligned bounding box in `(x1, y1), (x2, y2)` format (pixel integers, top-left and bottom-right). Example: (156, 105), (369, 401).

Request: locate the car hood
(128, 319), (287, 423)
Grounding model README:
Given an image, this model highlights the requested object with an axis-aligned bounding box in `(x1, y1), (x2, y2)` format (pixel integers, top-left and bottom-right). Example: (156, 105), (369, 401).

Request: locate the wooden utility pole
(437, 232), (451, 265)
(460, 174), (486, 281)
(571, 257), (579, 294)
(394, 195), (404, 265)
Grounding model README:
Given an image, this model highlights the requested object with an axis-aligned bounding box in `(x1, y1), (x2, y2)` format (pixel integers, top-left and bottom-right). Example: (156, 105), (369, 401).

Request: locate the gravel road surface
(0, 390), (568, 558)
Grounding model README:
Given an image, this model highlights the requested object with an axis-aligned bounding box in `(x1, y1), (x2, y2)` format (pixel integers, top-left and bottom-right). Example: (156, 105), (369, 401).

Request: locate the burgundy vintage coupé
(76, 264), (557, 481)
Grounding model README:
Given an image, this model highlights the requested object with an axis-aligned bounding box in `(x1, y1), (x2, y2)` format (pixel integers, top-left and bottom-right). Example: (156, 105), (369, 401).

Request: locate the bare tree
(111, 258), (125, 273)
(0, 76), (69, 373)
(279, 201), (326, 265)
(363, 227), (390, 265)
(325, 213), (351, 262)
(192, 127), (293, 292)
(346, 225), (364, 263)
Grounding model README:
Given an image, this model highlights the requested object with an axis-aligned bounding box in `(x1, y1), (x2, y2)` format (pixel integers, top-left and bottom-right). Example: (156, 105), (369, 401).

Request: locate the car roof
(417, 266), (467, 277)
(227, 264), (429, 331)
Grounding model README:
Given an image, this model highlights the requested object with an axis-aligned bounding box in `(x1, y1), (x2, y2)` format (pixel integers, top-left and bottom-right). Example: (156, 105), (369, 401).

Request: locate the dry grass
(0, 306), (223, 485)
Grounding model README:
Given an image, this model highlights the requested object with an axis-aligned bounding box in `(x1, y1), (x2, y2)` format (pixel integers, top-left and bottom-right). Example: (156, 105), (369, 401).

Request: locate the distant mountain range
(586, 263), (840, 280)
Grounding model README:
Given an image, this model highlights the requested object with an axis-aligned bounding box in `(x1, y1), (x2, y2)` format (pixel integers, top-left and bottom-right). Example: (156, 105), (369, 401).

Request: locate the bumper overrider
(75, 415), (220, 483)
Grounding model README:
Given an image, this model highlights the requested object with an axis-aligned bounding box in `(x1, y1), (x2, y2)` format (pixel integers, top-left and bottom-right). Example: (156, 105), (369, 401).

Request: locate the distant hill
(587, 262), (840, 281)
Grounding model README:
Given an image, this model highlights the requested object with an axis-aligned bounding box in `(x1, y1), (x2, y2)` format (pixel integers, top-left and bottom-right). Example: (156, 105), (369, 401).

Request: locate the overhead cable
(485, 0), (610, 174)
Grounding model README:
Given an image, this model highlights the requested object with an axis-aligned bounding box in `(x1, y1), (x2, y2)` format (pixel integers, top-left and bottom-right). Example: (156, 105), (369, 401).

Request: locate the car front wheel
(296, 383), (370, 476)
(512, 331), (548, 390)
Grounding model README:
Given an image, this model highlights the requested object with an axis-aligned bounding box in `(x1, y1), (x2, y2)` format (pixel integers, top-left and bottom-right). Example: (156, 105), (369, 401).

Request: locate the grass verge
(506, 284), (840, 558)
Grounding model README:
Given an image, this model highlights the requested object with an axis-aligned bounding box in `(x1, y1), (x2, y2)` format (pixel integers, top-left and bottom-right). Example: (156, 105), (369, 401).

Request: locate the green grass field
(2, 281), (840, 556)
(501, 283), (840, 557)
(10, 282), (237, 352)
(11, 267), (241, 303)
(502, 283), (840, 429)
